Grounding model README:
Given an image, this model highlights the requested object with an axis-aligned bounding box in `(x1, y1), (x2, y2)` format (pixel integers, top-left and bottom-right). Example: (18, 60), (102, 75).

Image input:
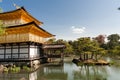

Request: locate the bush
(23, 66), (31, 71)
(8, 66), (21, 73)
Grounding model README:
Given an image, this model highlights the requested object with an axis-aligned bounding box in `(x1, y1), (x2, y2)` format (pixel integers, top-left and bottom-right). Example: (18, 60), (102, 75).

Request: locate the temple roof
(6, 21), (54, 38)
(0, 7), (43, 25)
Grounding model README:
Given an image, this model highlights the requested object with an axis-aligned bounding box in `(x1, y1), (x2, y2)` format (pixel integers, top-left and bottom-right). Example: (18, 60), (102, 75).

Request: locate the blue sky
(1, 0), (120, 40)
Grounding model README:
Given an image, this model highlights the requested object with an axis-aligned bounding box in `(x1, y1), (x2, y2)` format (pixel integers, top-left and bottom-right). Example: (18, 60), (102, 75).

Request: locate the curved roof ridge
(0, 7), (22, 14)
(0, 7), (43, 25)
(7, 21), (54, 37)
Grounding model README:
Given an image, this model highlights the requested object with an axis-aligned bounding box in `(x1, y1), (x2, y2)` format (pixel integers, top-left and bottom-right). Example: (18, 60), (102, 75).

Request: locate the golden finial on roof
(11, 0), (21, 9)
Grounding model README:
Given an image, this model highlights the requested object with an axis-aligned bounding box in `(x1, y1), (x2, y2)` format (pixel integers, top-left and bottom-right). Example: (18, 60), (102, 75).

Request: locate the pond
(0, 58), (120, 80)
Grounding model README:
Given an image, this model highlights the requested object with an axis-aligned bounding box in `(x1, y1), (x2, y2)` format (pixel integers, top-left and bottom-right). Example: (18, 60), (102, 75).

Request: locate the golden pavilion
(0, 7), (54, 65)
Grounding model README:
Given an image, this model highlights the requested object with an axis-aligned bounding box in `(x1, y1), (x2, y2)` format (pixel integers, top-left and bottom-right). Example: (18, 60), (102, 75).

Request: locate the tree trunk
(84, 53), (85, 60)
(95, 54), (98, 61)
(86, 54), (88, 60)
(91, 53), (94, 59)
(79, 53), (83, 60)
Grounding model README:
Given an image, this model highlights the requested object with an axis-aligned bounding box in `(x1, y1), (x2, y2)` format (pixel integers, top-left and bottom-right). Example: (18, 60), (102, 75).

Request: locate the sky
(1, 0), (120, 40)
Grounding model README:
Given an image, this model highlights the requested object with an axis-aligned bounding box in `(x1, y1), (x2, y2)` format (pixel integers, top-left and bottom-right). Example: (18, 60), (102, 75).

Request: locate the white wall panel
(13, 49), (18, 53)
(6, 49), (11, 54)
(0, 49), (4, 54)
(0, 55), (4, 59)
(19, 54), (28, 58)
(12, 54), (18, 58)
(30, 48), (35, 58)
(5, 55), (11, 58)
(12, 45), (18, 48)
(20, 48), (28, 53)
(30, 47), (39, 58)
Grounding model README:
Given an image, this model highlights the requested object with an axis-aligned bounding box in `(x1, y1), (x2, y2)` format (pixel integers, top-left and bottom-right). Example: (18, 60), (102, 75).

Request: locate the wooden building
(43, 44), (65, 64)
(0, 7), (54, 65)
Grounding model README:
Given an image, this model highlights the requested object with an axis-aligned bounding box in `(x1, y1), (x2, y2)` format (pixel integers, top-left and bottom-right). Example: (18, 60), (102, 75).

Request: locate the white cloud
(0, 0), (2, 2)
(71, 26), (86, 34)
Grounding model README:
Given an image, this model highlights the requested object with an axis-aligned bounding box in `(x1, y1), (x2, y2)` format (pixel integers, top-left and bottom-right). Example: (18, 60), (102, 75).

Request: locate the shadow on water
(1, 58), (120, 80)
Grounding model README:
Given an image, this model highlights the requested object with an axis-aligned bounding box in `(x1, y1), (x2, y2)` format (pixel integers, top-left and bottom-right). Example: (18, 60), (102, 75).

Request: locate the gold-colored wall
(3, 19), (29, 27)
(0, 33), (46, 43)
(29, 33), (45, 43)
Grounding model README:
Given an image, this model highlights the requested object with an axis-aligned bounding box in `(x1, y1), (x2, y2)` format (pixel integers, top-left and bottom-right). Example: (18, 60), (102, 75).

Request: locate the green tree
(45, 38), (56, 44)
(72, 37), (92, 60)
(109, 46), (120, 57)
(56, 39), (73, 55)
(0, 8), (5, 35)
(94, 47), (106, 61)
(107, 34), (120, 49)
(72, 37), (106, 61)
(45, 39), (73, 56)
(64, 41), (73, 56)
(0, 8), (2, 13)
(0, 20), (5, 34)
(55, 39), (64, 44)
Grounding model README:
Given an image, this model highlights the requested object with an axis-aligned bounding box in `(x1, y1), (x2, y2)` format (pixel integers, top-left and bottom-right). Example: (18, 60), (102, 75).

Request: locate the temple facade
(0, 7), (54, 65)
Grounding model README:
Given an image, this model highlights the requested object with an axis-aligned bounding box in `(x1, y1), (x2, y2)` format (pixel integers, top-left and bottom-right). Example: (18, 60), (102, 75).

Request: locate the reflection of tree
(74, 65), (108, 80)
(110, 59), (120, 72)
(36, 65), (67, 80)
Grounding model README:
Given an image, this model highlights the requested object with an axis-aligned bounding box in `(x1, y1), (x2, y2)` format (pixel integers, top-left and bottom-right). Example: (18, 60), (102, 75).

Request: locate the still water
(0, 59), (120, 80)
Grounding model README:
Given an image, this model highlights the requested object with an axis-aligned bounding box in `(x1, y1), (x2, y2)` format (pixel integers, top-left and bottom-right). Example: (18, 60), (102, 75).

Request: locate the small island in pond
(72, 59), (109, 66)
(71, 37), (110, 66)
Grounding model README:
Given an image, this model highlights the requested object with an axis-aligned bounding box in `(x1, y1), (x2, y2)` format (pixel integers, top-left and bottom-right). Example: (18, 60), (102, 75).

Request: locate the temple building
(0, 7), (54, 65)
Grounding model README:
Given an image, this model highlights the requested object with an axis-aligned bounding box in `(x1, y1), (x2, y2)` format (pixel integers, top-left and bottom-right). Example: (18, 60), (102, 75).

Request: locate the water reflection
(73, 66), (108, 80)
(38, 64), (67, 80)
(0, 73), (29, 80)
(1, 60), (120, 80)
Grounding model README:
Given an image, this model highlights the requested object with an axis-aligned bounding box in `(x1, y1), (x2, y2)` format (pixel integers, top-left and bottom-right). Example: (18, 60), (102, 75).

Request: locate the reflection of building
(43, 66), (67, 80)
(0, 7), (53, 65)
(0, 65), (67, 80)
(0, 71), (37, 80)
(29, 71), (37, 80)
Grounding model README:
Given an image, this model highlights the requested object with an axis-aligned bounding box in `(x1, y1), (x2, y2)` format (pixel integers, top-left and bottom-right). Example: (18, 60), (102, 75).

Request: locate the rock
(0, 64), (4, 72)
(72, 59), (80, 64)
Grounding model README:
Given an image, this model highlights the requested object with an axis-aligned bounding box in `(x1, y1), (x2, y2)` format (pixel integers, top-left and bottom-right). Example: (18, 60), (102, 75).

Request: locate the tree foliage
(71, 37), (106, 61)
(107, 34), (120, 49)
(94, 34), (106, 46)
(45, 33), (120, 59)
(0, 8), (5, 35)
(45, 38), (56, 44)
(0, 20), (5, 34)
(64, 41), (73, 55)
(45, 38), (73, 55)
